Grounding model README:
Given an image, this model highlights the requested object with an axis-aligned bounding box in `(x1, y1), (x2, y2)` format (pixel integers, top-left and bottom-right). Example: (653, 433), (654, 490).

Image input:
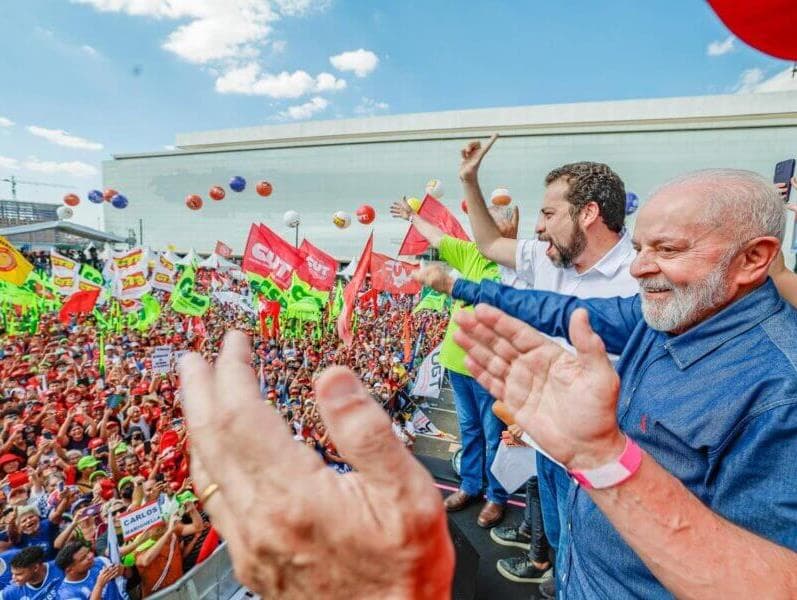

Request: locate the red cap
(0, 454), (21, 468)
(88, 438), (105, 450)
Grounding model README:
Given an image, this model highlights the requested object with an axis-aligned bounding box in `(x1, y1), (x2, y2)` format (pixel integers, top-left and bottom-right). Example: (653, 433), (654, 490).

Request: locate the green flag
(412, 288), (450, 314)
(171, 266), (210, 316)
(286, 272), (328, 310)
(330, 279), (344, 318)
(0, 281), (39, 308)
(134, 293), (161, 331)
(246, 272), (287, 308)
(285, 297), (321, 322)
(79, 263), (104, 288)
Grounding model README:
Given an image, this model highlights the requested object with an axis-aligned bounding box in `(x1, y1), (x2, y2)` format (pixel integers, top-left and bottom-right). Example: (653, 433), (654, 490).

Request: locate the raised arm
(414, 264), (641, 355)
(389, 197), (446, 248)
(459, 134), (518, 268)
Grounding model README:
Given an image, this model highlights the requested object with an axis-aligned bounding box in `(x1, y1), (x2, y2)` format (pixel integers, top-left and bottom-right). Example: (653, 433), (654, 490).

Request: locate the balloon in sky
(406, 197), (422, 213)
(63, 194), (80, 207)
(256, 181), (273, 197)
(625, 192), (639, 215)
(103, 188), (118, 202)
(185, 194), (203, 210)
(355, 204), (375, 225)
(229, 176), (246, 192)
(461, 199), (468, 213)
(56, 206), (73, 220)
(111, 194), (128, 209)
(209, 186), (225, 201)
(88, 190), (104, 204)
(425, 179), (444, 199)
(490, 187), (512, 206)
(283, 210), (300, 227)
(332, 211), (351, 229)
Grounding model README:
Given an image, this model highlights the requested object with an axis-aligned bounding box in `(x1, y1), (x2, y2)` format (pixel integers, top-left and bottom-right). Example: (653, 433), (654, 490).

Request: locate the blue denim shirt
(452, 277), (797, 599)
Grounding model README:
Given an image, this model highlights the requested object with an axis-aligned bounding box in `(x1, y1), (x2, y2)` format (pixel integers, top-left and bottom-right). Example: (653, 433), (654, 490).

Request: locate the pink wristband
(568, 435), (643, 490)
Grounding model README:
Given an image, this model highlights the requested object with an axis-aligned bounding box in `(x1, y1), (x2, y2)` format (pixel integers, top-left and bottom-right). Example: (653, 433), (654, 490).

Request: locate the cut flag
(398, 195), (470, 255)
(59, 288), (100, 324)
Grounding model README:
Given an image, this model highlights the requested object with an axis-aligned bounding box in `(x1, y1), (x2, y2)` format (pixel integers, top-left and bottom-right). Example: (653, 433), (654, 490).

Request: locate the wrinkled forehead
(633, 185), (720, 245)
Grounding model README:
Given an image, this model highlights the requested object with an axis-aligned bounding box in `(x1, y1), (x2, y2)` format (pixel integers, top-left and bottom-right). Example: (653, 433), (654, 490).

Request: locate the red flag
(58, 288), (100, 325)
(398, 195), (470, 255)
(337, 233), (373, 345)
(259, 300), (281, 339)
(370, 252), (421, 295)
(297, 240), (337, 291)
(402, 315), (412, 363)
(242, 224), (302, 289)
(359, 288), (379, 316)
(214, 240), (233, 258)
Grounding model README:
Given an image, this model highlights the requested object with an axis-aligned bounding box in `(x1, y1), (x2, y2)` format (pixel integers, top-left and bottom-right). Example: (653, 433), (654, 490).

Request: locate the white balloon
(283, 210), (300, 228)
(425, 178), (444, 199)
(56, 206), (74, 220)
(332, 211), (351, 229)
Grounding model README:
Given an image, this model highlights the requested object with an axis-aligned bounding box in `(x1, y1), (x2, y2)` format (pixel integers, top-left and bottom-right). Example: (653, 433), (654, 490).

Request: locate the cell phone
(774, 159), (796, 202)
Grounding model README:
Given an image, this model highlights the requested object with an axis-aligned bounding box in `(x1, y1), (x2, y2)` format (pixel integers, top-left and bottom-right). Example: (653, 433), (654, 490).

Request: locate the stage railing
(146, 542), (241, 600)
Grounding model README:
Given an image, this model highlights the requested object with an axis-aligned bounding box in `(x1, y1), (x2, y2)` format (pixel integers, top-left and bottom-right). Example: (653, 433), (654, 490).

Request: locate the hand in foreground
(179, 332), (453, 600)
(412, 265), (454, 295)
(459, 133), (498, 184)
(454, 305), (625, 470)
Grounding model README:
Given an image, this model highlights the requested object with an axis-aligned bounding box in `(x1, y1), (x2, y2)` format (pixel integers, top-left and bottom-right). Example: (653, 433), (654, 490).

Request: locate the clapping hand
(180, 331), (454, 599)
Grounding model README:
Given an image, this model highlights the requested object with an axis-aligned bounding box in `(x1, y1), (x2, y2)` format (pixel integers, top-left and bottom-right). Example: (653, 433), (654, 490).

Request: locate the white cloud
(330, 48), (379, 77)
(271, 39), (287, 53)
(71, 1), (329, 65)
(280, 96), (328, 120)
(81, 44), (101, 57)
(0, 117), (14, 128)
(354, 97), (389, 116)
(215, 63), (345, 98)
(707, 35), (735, 57)
(0, 155), (98, 177)
(0, 156), (20, 170)
(732, 67), (797, 94)
(27, 126), (104, 151)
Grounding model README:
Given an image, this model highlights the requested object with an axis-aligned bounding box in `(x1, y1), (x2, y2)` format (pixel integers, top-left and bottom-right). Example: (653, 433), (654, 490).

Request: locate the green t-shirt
(437, 236), (500, 376)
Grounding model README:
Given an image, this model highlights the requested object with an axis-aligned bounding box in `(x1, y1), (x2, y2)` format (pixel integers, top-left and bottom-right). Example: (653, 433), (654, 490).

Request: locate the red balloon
(63, 194), (80, 207)
(103, 188), (118, 202)
(356, 204), (376, 225)
(256, 181), (273, 197)
(209, 186), (225, 201)
(461, 200), (468, 213)
(708, 0), (797, 60)
(185, 194), (203, 211)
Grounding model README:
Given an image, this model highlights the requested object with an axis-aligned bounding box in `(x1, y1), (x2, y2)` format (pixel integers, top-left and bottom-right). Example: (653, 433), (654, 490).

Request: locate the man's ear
(735, 237), (781, 285)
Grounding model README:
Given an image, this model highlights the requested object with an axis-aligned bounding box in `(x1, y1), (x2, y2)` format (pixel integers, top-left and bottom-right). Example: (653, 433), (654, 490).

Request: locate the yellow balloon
(167, 244), (176, 252)
(407, 197), (422, 213)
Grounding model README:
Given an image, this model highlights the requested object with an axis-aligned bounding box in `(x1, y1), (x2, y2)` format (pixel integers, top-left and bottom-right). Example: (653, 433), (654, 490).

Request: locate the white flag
(410, 343), (444, 399)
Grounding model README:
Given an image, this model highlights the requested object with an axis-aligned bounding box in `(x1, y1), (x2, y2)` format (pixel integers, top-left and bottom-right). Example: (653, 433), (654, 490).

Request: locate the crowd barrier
(147, 542), (242, 600)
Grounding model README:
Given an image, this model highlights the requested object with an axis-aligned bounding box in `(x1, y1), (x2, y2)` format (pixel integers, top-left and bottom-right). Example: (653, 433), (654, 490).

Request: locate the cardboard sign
(152, 345), (172, 374)
(119, 501), (164, 540)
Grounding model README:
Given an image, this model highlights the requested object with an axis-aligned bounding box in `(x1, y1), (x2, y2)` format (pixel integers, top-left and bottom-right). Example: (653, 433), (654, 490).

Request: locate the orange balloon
(355, 204), (375, 224)
(63, 194), (80, 207)
(256, 181), (273, 197)
(185, 194), (203, 210)
(103, 188), (118, 202)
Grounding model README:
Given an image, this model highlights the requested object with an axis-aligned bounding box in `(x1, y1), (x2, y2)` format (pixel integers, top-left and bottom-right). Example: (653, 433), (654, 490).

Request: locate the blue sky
(0, 0), (795, 227)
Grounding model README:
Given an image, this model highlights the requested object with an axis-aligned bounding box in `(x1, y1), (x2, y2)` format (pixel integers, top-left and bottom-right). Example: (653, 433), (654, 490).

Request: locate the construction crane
(0, 175), (73, 202)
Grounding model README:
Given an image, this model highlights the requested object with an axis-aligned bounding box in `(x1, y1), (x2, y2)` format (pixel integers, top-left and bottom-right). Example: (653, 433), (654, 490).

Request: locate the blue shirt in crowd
(452, 277), (797, 599)
(56, 557), (127, 600)
(0, 562), (63, 600)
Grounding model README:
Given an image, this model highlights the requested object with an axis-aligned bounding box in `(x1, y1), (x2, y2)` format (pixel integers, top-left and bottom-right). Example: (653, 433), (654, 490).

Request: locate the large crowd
(0, 263), (446, 599)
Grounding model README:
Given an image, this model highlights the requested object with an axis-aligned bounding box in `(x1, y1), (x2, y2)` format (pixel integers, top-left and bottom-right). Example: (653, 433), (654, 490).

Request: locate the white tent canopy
(198, 252), (240, 272)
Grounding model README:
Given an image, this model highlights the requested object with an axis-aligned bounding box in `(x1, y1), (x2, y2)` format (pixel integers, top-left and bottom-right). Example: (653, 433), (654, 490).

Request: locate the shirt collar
(581, 231), (634, 278)
(664, 278), (784, 370)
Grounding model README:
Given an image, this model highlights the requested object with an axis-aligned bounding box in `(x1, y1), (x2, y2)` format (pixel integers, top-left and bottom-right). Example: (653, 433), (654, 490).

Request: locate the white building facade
(103, 91), (797, 260)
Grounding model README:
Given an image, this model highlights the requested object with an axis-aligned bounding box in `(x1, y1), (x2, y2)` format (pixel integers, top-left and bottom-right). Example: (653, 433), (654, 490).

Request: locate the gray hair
(654, 169), (785, 245)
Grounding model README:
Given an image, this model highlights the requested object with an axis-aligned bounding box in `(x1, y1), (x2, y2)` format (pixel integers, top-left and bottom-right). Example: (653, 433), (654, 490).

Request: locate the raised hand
(389, 196), (413, 221)
(180, 332), (454, 600)
(459, 134), (498, 184)
(453, 304), (625, 470)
